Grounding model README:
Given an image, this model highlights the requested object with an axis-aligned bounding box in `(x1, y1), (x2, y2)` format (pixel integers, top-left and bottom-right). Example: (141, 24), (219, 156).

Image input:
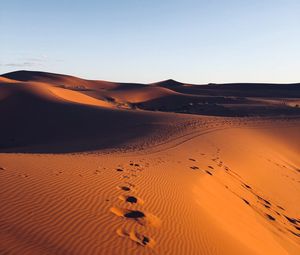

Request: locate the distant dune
(0, 70), (299, 254)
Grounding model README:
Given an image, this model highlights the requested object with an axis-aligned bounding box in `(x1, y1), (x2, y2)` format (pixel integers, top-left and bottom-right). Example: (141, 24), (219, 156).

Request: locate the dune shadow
(0, 92), (160, 153)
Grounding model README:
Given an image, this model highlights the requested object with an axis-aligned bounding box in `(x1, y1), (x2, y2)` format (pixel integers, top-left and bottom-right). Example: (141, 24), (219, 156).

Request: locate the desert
(0, 70), (299, 254)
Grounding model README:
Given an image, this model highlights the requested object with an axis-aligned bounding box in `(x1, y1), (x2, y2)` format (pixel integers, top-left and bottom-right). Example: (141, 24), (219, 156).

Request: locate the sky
(1, 0), (300, 84)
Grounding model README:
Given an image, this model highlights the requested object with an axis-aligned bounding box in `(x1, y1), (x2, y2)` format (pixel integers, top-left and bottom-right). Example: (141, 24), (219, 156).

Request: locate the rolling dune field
(0, 71), (299, 255)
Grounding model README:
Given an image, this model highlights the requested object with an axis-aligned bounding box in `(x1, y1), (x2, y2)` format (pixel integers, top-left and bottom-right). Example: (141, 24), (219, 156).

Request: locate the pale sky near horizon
(1, 0), (300, 84)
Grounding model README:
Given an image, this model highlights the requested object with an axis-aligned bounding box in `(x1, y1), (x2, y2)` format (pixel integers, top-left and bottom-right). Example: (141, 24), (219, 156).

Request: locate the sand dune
(0, 76), (165, 152)
(2, 70), (118, 90)
(0, 70), (299, 254)
(3, 70), (300, 117)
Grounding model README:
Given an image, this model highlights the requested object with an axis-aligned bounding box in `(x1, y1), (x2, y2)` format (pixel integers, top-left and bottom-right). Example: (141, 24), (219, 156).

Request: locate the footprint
(116, 168), (124, 172)
(257, 196), (271, 206)
(110, 207), (160, 227)
(190, 166), (199, 170)
(117, 228), (155, 247)
(205, 170), (213, 176)
(289, 230), (300, 237)
(117, 186), (132, 192)
(294, 226), (300, 231)
(119, 195), (144, 205)
(266, 214), (276, 221)
(277, 205), (285, 211)
(243, 184), (252, 189)
(189, 158), (196, 162)
(242, 198), (250, 205)
(284, 216), (299, 225)
(0, 166), (5, 170)
(124, 210), (145, 218)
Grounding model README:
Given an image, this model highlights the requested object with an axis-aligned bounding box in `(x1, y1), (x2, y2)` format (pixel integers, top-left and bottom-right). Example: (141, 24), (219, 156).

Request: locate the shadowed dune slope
(158, 82), (300, 98)
(0, 79), (170, 153)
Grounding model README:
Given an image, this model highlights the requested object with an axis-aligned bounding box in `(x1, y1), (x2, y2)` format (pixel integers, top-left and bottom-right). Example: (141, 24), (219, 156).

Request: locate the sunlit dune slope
(0, 118), (299, 255)
(0, 77), (18, 83)
(1, 70), (118, 90)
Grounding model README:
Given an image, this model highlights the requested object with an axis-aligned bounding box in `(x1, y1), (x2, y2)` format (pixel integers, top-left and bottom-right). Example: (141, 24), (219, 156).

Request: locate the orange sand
(0, 71), (299, 254)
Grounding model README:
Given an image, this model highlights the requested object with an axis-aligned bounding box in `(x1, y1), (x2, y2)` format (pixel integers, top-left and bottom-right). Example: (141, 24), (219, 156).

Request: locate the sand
(0, 71), (299, 255)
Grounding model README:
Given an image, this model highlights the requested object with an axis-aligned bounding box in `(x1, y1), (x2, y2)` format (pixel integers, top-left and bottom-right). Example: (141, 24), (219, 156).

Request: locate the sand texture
(0, 71), (300, 255)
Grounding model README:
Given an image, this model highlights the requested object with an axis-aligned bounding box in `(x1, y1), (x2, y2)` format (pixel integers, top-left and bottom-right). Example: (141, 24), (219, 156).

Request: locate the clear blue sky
(1, 0), (300, 83)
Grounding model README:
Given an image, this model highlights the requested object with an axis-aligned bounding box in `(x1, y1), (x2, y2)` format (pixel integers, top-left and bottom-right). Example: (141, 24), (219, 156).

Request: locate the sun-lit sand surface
(0, 71), (299, 254)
